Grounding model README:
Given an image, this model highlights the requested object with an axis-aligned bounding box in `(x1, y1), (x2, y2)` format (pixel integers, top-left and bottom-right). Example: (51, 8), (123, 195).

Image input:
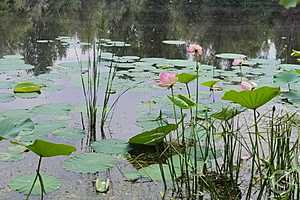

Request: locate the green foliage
(176, 73), (198, 84)
(14, 82), (41, 94)
(291, 49), (300, 57)
(201, 80), (220, 88)
(9, 174), (61, 195)
(168, 94), (196, 109)
(129, 124), (177, 145)
(222, 86), (280, 109)
(279, 0), (300, 8)
(25, 140), (76, 157)
(211, 107), (242, 121)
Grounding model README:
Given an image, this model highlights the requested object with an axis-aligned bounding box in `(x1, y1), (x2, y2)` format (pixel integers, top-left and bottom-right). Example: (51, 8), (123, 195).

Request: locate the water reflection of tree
(1, 0), (300, 66)
(22, 16), (70, 75)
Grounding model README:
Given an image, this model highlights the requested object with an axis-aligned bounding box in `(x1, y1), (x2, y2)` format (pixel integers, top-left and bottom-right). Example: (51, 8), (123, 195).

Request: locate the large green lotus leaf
(211, 107), (243, 121)
(279, 0), (300, 8)
(64, 153), (117, 173)
(0, 93), (16, 103)
(273, 71), (300, 84)
(26, 140), (76, 157)
(138, 164), (173, 181)
(222, 86), (280, 109)
(14, 82), (41, 93)
(9, 174), (61, 195)
(0, 118), (34, 141)
(129, 124), (177, 146)
(176, 73), (198, 84)
(52, 128), (84, 140)
(168, 94), (196, 109)
(92, 139), (131, 155)
(201, 80), (219, 88)
(215, 53), (246, 60)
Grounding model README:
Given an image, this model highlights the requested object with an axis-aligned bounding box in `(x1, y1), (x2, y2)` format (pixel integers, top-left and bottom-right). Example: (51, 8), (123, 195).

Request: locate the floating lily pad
(9, 174), (61, 195)
(0, 93), (15, 103)
(277, 64), (300, 71)
(31, 103), (72, 116)
(162, 40), (186, 45)
(282, 91), (300, 104)
(0, 152), (23, 161)
(215, 53), (246, 60)
(91, 139), (131, 155)
(36, 40), (54, 43)
(274, 71), (300, 84)
(0, 81), (14, 89)
(64, 153), (117, 173)
(0, 144), (26, 161)
(52, 128), (84, 140)
(0, 55), (34, 71)
(138, 164), (172, 181)
(15, 93), (40, 99)
(14, 82), (41, 94)
(0, 118), (34, 141)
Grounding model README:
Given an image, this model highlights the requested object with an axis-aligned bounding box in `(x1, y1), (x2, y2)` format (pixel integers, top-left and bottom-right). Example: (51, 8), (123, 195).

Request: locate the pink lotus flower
(232, 59), (243, 66)
(187, 44), (203, 57)
(240, 81), (257, 91)
(158, 72), (177, 88)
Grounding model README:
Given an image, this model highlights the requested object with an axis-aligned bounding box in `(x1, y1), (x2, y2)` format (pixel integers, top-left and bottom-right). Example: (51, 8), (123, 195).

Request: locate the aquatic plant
(0, 119), (75, 200)
(18, 140), (76, 200)
(76, 42), (100, 142)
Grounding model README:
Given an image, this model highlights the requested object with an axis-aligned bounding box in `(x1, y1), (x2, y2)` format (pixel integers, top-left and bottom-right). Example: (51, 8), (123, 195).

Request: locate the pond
(0, 1), (300, 200)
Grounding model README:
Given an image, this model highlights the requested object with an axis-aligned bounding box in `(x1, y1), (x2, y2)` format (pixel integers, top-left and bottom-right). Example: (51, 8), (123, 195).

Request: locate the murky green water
(0, 1), (300, 199)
